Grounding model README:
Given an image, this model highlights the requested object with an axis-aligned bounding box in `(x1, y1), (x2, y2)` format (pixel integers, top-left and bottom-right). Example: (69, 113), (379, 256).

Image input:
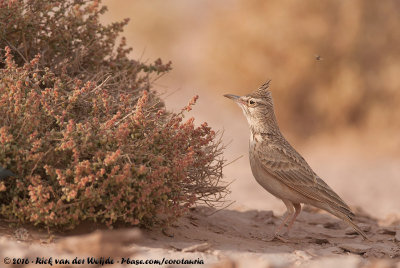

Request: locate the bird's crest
(252, 79), (272, 100)
(258, 80), (271, 92)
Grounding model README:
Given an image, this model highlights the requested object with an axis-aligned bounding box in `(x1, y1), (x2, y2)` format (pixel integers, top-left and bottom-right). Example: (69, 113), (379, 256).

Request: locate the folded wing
(256, 140), (354, 218)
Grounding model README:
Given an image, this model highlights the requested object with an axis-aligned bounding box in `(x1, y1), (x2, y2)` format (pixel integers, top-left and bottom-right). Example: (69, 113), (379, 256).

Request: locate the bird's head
(224, 80), (278, 133)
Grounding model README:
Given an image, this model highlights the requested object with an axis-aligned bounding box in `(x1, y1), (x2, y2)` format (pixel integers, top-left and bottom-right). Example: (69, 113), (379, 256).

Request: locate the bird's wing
(256, 140), (353, 217)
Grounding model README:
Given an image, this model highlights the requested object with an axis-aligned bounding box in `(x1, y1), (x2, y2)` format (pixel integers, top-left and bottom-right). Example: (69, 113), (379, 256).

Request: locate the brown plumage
(224, 81), (368, 240)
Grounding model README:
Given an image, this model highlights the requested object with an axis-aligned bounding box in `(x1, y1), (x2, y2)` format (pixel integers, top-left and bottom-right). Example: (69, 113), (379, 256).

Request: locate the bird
(224, 80), (368, 240)
(314, 54), (323, 61)
(0, 166), (16, 180)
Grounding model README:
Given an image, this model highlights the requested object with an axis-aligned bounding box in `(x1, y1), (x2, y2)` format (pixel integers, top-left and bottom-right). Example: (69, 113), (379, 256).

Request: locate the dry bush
(0, 0), (227, 229)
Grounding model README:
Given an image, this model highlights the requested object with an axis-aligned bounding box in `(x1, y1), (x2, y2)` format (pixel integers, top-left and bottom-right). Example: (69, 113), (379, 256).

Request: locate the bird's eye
(248, 99), (256, 106)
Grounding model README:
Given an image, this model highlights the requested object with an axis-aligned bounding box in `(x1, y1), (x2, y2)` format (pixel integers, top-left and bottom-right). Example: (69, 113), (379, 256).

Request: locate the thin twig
(3, 38), (28, 63)
(30, 148), (52, 176)
(205, 200), (236, 216)
(223, 155), (243, 167)
(92, 74), (111, 92)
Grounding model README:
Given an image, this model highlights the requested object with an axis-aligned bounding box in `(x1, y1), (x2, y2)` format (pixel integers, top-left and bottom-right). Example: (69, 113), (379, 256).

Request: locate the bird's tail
(330, 208), (369, 241)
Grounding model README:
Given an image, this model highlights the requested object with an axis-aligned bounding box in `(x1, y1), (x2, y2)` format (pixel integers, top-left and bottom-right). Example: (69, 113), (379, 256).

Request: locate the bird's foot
(260, 235), (275, 242)
(261, 233), (288, 242)
(273, 233), (290, 243)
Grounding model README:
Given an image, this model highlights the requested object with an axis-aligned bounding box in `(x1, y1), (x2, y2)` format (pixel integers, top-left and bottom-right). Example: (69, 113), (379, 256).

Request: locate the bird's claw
(273, 233), (290, 243)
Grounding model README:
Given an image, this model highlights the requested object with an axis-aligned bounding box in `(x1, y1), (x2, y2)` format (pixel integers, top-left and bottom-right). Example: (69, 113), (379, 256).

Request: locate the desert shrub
(0, 0), (227, 229)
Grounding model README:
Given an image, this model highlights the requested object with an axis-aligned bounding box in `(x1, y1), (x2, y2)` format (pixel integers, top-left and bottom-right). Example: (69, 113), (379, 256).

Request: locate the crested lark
(224, 81), (368, 240)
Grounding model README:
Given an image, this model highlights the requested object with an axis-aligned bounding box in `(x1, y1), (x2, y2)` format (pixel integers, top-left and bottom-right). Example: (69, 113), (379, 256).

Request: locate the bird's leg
(274, 200), (294, 236)
(285, 203), (301, 234)
(274, 213), (291, 236)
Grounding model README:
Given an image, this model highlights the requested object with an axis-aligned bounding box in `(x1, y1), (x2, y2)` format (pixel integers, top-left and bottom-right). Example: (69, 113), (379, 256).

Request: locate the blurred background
(101, 0), (400, 219)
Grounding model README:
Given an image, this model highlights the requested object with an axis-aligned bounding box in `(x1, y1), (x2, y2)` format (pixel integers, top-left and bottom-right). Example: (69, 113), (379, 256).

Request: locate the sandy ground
(1, 203), (399, 268)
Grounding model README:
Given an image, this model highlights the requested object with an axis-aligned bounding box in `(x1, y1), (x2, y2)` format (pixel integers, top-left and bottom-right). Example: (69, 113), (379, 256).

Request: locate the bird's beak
(224, 94), (245, 105)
